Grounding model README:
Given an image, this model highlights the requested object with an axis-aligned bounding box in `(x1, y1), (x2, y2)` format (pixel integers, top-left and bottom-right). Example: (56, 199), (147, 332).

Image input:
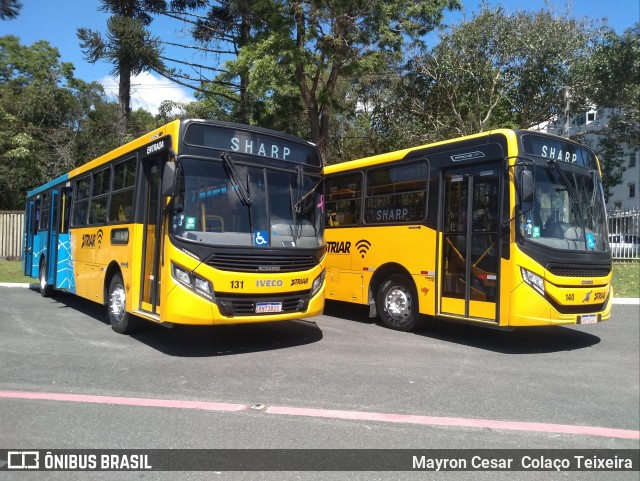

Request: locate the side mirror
(519, 168), (534, 206)
(162, 162), (176, 197)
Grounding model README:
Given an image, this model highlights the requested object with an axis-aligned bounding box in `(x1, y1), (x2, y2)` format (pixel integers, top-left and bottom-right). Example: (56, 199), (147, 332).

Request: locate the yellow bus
(324, 129), (612, 330)
(23, 119), (325, 334)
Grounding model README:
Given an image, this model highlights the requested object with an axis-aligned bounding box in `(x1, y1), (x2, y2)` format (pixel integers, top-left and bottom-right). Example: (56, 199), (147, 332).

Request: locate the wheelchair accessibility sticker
(253, 231), (269, 247)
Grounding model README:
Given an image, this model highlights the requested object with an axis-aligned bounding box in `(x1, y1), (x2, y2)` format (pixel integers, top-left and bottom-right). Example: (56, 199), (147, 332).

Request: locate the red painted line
(1, 390), (638, 440)
(0, 390), (248, 413)
(265, 406), (640, 440)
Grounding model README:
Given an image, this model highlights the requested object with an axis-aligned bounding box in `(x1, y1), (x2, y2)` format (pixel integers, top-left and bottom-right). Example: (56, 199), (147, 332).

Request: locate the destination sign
(521, 134), (598, 170)
(184, 124), (321, 166)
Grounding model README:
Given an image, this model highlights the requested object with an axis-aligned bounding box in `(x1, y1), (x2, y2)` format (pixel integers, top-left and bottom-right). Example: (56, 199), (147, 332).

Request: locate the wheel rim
(40, 266), (47, 291)
(385, 286), (411, 322)
(109, 284), (126, 324)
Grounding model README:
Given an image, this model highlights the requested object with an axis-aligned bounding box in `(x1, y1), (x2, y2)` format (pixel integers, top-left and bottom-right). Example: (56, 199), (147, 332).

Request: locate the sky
(1, 0), (638, 115)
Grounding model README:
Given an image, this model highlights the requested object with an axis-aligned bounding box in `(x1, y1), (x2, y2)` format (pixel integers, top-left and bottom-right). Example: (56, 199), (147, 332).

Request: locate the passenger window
(365, 160), (428, 224)
(325, 173), (362, 226)
(109, 157), (136, 223)
(72, 176), (91, 227)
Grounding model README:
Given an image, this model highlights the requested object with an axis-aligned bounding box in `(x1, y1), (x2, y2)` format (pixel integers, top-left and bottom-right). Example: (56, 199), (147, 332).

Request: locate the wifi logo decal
(81, 229), (105, 249)
(356, 239), (371, 258)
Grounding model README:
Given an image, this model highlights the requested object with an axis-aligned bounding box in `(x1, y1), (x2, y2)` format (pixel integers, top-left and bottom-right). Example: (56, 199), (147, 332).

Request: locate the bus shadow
(323, 300), (376, 326)
(38, 288), (111, 324)
(414, 318), (601, 354)
(324, 300), (601, 354)
(131, 320), (323, 357)
(45, 290), (323, 357)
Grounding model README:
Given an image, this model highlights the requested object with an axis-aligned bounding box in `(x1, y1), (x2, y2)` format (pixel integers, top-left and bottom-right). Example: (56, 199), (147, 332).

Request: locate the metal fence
(608, 208), (640, 262)
(0, 211), (24, 260)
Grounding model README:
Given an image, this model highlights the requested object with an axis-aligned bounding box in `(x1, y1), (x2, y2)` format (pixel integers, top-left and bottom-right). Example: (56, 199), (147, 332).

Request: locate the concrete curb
(612, 298), (640, 305)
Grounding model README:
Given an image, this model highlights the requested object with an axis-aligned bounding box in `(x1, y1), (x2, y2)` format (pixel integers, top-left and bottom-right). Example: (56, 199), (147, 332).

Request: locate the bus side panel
(93, 226), (136, 306)
(413, 273), (437, 316)
(70, 227), (98, 301)
(325, 225), (438, 311)
(326, 268), (364, 304)
(55, 233), (76, 293)
(31, 231), (48, 278)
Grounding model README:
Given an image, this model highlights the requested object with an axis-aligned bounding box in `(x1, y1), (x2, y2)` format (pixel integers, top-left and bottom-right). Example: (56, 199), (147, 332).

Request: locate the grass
(1, 259), (637, 296)
(0, 260), (36, 284)
(612, 262), (640, 298)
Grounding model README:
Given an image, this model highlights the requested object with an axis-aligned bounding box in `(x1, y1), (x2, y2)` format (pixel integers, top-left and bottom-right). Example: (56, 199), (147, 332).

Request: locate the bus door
(439, 164), (501, 323)
(140, 157), (163, 315)
(46, 189), (59, 288)
(23, 200), (37, 276)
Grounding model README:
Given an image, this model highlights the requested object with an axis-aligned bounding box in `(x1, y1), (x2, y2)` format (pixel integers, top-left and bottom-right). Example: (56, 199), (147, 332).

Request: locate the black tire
(107, 273), (141, 334)
(376, 275), (421, 331)
(39, 259), (53, 298)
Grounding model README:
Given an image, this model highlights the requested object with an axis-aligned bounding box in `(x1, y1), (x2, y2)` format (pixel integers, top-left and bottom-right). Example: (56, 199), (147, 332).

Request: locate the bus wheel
(107, 274), (140, 334)
(377, 275), (421, 331)
(39, 259), (52, 298)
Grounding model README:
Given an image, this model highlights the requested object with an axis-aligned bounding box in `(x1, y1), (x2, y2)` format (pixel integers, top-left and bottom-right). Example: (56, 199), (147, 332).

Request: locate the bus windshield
(519, 161), (608, 252)
(171, 157), (323, 249)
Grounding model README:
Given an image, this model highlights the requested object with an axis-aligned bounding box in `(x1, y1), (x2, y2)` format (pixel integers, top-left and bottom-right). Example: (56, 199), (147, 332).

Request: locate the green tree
(153, 1), (294, 125)
(0, 36), (139, 210)
(179, 0), (255, 123)
(0, 36), (81, 209)
(404, 6), (598, 141)
(0, 0), (21, 20)
(77, 0), (164, 136)
(572, 25), (640, 201)
(226, 0), (460, 161)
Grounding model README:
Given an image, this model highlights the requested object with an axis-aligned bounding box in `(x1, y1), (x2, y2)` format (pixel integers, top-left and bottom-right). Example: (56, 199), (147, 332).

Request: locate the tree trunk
(118, 60), (132, 139)
(238, 3), (251, 124)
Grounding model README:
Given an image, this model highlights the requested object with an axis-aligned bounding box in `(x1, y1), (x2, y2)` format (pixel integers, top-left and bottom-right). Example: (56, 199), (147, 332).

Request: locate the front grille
(216, 292), (310, 316)
(546, 264), (611, 278)
(549, 302), (608, 315)
(207, 253), (319, 273)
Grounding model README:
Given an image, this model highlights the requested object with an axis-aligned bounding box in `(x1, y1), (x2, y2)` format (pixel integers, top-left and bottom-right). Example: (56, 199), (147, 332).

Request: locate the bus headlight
(172, 262), (215, 301)
(172, 263), (192, 286)
(521, 267), (545, 296)
(311, 270), (325, 297)
(194, 275), (214, 300)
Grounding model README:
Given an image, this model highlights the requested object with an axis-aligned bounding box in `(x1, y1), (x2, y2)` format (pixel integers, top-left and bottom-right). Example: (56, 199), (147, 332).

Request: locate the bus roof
(69, 119), (182, 179)
(324, 128), (519, 173)
(26, 173), (69, 198)
(324, 128), (598, 173)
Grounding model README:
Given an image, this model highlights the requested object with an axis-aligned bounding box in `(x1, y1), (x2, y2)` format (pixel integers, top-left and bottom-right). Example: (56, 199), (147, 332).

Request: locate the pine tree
(77, 0), (164, 136)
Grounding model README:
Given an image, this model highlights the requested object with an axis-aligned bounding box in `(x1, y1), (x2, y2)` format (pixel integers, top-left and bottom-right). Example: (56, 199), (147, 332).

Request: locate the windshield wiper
(548, 158), (580, 208)
(289, 184), (300, 239)
(221, 152), (252, 206)
(288, 166), (305, 239)
(589, 169), (599, 208)
(294, 178), (322, 214)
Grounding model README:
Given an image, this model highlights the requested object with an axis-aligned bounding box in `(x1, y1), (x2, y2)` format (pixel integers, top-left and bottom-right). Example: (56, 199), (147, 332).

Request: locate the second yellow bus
(324, 129), (612, 330)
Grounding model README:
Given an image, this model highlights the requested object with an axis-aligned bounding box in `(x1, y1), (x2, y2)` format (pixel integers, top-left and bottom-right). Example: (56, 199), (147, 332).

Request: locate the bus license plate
(580, 314), (597, 324)
(255, 302), (283, 313)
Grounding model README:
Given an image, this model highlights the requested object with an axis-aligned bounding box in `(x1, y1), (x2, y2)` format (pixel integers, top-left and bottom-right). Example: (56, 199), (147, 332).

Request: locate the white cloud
(100, 71), (194, 115)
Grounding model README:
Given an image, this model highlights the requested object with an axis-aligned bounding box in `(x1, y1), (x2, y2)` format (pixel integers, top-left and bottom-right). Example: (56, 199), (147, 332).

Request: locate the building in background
(533, 107), (639, 212)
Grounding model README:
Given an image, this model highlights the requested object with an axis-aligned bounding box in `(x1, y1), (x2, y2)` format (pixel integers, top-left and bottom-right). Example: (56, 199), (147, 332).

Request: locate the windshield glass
(518, 161), (608, 252)
(171, 157), (323, 248)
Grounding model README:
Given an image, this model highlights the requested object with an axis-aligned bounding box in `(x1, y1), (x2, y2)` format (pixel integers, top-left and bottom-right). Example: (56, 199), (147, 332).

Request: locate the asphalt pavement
(0, 286), (638, 480)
